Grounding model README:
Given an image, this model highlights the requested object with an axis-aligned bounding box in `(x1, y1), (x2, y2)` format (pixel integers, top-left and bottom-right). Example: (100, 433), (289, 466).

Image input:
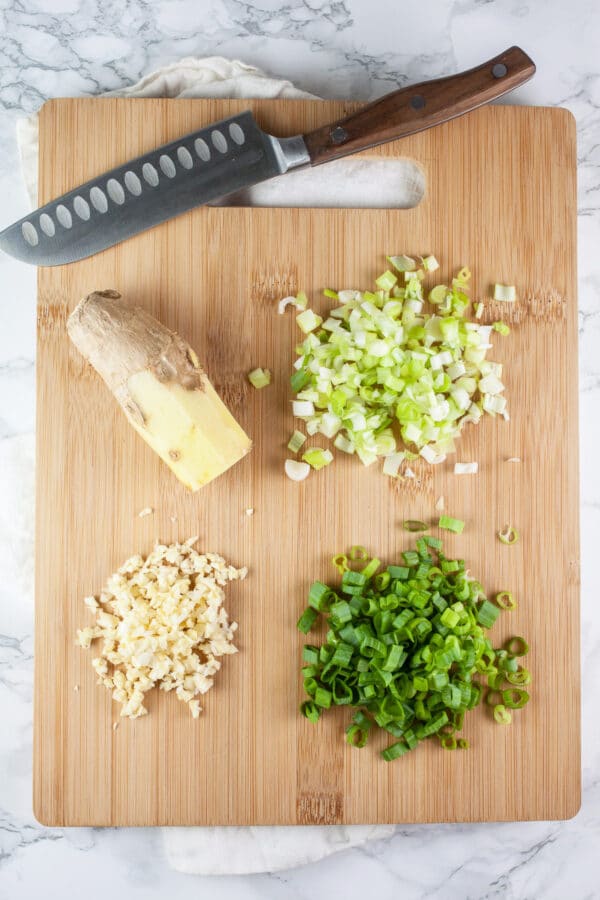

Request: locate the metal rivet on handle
(194, 138), (211, 162)
(410, 94), (426, 110)
(177, 146), (193, 169)
(211, 130), (228, 153)
(90, 186), (108, 213)
(330, 126), (348, 144)
(39, 213), (55, 236)
(21, 221), (38, 246)
(55, 204), (72, 228)
(492, 63), (508, 78)
(124, 171), (142, 196)
(73, 196), (91, 220)
(107, 178), (125, 205)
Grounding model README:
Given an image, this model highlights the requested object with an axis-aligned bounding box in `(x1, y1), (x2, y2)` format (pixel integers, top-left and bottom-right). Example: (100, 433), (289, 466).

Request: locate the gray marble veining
(1, 0), (599, 897)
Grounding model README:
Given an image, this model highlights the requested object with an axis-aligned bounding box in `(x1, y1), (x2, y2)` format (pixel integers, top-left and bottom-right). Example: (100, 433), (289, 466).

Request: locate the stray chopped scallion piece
(494, 704), (512, 724)
(438, 515), (465, 534)
(375, 270), (398, 291)
(454, 462), (478, 475)
(493, 284), (516, 302)
(278, 292), (308, 314)
(403, 520), (429, 532)
(387, 254), (416, 272)
(284, 459), (310, 481)
(350, 545), (368, 561)
(383, 451), (405, 477)
(504, 636), (529, 657)
(247, 367), (271, 389)
(502, 688), (529, 709)
(422, 254), (440, 272)
(288, 430), (307, 452)
(492, 321), (510, 335)
(332, 553), (349, 573)
(429, 284), (448, 305)
(498, 524), (519, 545)
(296, 309), (323, 334)
(302, 448), (333, 470)
(496, 591), (516, 611)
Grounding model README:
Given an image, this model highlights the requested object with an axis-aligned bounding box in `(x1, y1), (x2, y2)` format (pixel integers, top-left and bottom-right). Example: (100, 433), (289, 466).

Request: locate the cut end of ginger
(67, 291), (252, 491)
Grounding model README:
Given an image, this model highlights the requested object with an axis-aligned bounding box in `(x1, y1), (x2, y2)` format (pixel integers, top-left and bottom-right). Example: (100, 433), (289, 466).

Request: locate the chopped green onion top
(498, 524), (519, 545)
(247, 367), (271, 389)
(492, 321), (510, 336)
(288, 255), (511, 477)
(438, 515), (465, 534)
(288, 430), (307, 453)
(298, 539), (531, 760)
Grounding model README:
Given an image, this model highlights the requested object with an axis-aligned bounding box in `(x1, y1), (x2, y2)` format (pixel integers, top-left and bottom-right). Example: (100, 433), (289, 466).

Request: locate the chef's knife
(0, 46), (534, 267)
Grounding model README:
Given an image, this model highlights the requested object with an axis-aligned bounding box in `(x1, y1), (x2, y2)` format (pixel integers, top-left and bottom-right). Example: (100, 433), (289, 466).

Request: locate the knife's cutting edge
(0, 111), (310, 267)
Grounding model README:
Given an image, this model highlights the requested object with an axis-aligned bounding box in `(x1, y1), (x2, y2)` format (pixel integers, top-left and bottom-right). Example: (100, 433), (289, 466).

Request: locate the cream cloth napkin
(15, 56), (395, 875)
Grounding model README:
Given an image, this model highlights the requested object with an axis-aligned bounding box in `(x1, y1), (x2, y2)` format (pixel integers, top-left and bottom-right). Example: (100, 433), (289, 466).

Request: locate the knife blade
(0, 46), (535, 267)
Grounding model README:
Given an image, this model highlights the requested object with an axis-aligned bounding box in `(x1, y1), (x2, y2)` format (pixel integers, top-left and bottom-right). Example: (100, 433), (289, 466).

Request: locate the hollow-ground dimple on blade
(0, 111), (285, 266)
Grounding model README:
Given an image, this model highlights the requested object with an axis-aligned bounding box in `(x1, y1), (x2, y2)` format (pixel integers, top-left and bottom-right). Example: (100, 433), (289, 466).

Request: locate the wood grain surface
(34, 98), (579, 826)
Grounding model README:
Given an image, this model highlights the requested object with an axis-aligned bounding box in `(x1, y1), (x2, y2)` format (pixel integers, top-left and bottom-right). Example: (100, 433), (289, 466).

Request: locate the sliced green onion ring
(403, 519), (429, 533)
(350, 545), (368, 562)
(504, 636), (529, 656)
(498, 524), (519, 545)
(332, 553), (349, 574)
(506, 668), (531, 686)
(493, 704), (512, 724)
(496, 591), (516, 610)
(502, 688), (529, 709)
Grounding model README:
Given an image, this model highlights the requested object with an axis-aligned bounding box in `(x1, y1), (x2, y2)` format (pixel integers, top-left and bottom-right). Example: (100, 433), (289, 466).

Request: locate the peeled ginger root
(67, 290), (251, 490)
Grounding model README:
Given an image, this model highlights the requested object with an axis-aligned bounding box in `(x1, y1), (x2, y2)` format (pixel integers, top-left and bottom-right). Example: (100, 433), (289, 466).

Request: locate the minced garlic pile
(76, 540), (246, 719)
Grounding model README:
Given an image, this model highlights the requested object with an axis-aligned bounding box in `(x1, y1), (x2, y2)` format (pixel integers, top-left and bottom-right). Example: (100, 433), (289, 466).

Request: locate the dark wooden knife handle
(303, 46), (535, 166)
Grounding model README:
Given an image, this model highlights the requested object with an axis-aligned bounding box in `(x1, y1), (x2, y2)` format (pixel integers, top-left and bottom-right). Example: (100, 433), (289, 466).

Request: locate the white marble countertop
(1, 0), (599, 897)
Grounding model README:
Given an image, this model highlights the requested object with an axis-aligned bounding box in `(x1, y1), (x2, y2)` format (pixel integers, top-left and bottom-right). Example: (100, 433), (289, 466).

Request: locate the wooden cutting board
(34, 98), (579, 826)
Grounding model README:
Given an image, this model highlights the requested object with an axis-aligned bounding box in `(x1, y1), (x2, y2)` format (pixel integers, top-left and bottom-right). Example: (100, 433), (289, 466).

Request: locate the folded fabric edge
(163, 824), (397, 876)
